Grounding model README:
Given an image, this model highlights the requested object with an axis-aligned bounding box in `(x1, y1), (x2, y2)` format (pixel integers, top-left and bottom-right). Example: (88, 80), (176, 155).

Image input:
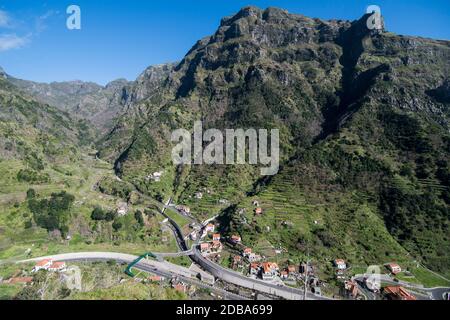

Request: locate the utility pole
(303, 248), (309, 300)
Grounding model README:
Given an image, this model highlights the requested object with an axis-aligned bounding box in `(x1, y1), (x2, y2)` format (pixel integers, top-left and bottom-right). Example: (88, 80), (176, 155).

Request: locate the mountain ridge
(96, 7), (450, 277)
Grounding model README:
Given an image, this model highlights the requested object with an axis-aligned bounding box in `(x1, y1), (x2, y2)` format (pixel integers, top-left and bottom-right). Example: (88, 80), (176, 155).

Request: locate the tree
(24, 220), (33, 229)
(26, 188), (36, 200)
(28, 191), (75, 234)
(112, 220), (122, 231)
(91, 207), (106, 221)
(105, 210), (116, 222)
(134, 210), (144, 227)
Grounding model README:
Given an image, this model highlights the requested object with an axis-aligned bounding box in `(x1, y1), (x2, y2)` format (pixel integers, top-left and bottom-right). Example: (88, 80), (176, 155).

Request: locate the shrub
(91, 207), (106, 221)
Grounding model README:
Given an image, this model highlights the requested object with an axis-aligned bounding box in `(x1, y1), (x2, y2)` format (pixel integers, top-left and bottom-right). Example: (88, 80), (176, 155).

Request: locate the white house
(195, 192), (203, 199)
(334, 259), (347, 270)
(386, 263), (402, 275)
(249, 263), (260, 276)
(205, 223), (215, 233)
(261, 262), (280, 281)
(32, 259), (66, 273)
(48, 261), (66, 272)
(117, 202), (128, 216)
(32, 259), (53, 272)
(230, 235), (241, 244)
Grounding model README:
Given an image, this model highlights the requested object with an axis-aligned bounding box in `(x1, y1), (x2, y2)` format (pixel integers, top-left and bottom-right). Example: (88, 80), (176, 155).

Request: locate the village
(186, 198), (425, 301)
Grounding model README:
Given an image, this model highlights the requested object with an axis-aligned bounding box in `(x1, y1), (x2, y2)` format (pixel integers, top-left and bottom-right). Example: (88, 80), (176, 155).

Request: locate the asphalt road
(19, 252), (247, 300)
(149, 196), (332, 300)
(354, 274), (450, 300)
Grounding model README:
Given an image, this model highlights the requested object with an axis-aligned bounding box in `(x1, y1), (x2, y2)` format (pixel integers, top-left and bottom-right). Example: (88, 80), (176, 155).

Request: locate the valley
(0, 6), (449, 301)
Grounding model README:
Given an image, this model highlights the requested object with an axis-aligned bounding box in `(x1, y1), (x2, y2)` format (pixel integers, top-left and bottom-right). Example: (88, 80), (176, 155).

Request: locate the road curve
(155, 198), (332, 300)
(130, 180), (333, 300)
(18, 252), (247, 300)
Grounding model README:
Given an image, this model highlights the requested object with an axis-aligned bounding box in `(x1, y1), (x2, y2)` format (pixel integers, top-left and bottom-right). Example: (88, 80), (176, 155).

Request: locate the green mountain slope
(98, 7), (449, 278)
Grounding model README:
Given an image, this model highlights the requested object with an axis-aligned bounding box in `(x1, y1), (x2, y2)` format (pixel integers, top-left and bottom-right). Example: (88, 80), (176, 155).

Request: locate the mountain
(98, 7), (450, 277)
(0, 76), (86, 174)
(4, 63), (175, 133)
(5, 75), (130, 133)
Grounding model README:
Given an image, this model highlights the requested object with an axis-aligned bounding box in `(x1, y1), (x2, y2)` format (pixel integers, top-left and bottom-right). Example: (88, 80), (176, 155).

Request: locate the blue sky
(0, 0), (449, 85)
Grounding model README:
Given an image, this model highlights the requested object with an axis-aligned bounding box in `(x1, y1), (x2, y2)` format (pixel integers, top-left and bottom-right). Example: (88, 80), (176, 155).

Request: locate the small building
(205, 223), (215, 233)
(261, 262), (279, 281)
(287, 265), (297, 274)
(334, 259), (347, 270)
(48, 261), (66, 272)
(383, 286), (416, 301)
(194, 192), (203, 199)
(5, 277), (33, 285)
(386, 263), (402, 275)
(230, 235), (241, 244)
(200, 243), (211, 254)
(255, 207), (263, 215)
(212, 233), (221, 241)
(32, 259), (66, 273)
(33, 259), (53, 272)
(117, 202), (128, 216)
(176, 205), (191, 214)
(249, 263), (260, 276)
(153, 171), (162, 178)
(243, 248), (252, 257)
(173, 283), (188, 293)
(344, 280), (359, 298)
(218, 199), (229, 205)
(280, 271), (289, 280)
(211, 240), (223, 252)
(149, 275), (164, 282)
(248, 254), (261, 262)
(252, 200), (259, 207)
(148, 171), (163, 182)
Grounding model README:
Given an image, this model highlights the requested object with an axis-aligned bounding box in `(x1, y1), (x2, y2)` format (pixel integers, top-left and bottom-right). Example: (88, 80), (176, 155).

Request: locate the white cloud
(0, 10), (10, 27)
(0, 34), (28, 52)
(36, 10), (56, 33)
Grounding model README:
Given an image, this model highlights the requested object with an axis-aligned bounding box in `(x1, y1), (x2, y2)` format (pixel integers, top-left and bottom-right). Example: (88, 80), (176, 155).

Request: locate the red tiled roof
(384, 286), (416, 300)
(7, 277), (33, 284)
(149, 275), (162, 281)
(174, 284), (187, 292)
(200, 243), (210, 249)
(49, 261), (65, 269)
(250, 263), (260, 269)
(35, 259), (52, 267)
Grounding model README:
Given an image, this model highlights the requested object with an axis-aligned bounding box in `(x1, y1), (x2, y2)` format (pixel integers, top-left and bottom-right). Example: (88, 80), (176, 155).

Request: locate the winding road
(19, 252), (247, 300)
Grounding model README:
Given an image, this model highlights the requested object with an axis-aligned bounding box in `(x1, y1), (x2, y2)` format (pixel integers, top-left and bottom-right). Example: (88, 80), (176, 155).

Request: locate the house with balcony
(385, 263), (402, 275)
(261, 262), (280, 281)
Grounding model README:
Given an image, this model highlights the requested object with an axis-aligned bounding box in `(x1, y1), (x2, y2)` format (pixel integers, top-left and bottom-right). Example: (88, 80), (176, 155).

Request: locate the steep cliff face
(98, 7), (449, 275)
